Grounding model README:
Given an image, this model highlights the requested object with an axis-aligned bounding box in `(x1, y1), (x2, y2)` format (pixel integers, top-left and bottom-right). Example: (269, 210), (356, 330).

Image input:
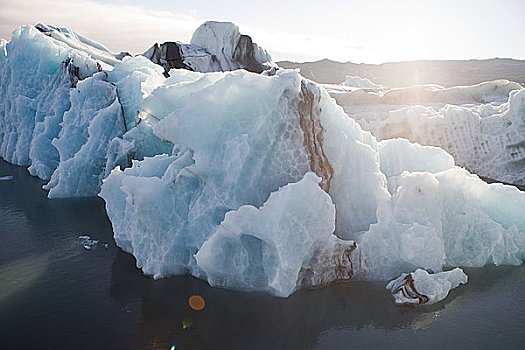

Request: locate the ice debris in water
(386, 268), (468, 305)
(0, 175), (13, 181)
(79, 235), (98, 250)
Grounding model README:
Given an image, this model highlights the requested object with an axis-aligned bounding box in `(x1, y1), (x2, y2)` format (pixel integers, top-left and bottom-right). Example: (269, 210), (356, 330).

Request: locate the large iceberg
(99, 68), (524, 296)
(1, 23), (525, 298)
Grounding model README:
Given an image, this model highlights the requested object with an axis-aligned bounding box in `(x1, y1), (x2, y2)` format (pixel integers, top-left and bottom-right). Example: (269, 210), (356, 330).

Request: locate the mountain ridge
(277, 58), (525, 87)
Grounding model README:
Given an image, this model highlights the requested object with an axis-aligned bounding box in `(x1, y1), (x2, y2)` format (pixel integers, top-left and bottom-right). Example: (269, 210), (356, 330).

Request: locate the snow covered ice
(1, 22), (525, 298)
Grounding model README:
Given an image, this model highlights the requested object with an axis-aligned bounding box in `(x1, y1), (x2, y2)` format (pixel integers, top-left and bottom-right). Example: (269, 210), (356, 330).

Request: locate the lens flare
(182, 318), (192, 330)
(188, 295), (205, 311)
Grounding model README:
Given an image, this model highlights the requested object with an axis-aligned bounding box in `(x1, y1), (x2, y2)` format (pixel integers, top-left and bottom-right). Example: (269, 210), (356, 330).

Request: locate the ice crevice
(298, 80), (334, 192)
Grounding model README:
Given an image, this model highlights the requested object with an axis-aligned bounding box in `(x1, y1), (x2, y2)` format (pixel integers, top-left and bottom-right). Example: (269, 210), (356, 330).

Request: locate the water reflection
(109, 248), (462, 349)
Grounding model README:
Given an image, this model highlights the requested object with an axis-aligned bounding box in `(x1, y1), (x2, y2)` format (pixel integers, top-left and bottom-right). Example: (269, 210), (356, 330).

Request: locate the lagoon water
(1, 158), (524, 350)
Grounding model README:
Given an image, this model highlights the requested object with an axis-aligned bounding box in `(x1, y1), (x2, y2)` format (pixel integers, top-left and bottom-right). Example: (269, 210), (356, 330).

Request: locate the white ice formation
(327, 79), (525, 185)
(342, 75), (382, 89)
(99, 68), (524, 296)
(143, 21), (275, 76)
(386, 268), (468, 305)
(1, 24), (525, 298)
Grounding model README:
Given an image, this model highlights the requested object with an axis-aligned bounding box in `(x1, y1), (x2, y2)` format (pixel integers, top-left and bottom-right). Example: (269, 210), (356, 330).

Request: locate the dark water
(1, 158), (524, 350)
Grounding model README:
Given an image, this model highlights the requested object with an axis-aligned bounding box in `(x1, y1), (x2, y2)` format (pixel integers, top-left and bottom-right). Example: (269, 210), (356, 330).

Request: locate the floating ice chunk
(0, 175), (13, 181)
(386, 268), (468, 305)
(326, 80), (521, 107)
(79, 235), (98, 250)
(196, 172), (359, 297)
(342, 75), (382, 89)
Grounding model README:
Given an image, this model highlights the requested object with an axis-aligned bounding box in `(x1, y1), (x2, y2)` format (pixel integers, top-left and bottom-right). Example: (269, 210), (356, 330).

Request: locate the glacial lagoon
(1, 159), (524, 350)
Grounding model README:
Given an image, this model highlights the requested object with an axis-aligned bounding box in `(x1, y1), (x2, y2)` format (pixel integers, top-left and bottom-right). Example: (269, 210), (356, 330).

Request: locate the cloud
(0, 0), (203, 54)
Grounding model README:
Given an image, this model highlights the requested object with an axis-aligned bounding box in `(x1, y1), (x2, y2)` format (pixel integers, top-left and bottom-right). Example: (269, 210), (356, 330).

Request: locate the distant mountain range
(277, 58), (525, 87)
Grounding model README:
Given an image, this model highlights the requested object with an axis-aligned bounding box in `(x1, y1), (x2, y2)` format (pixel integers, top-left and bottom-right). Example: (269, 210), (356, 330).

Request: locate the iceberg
(143, 21), (275, 76)
(356, 88), (525, 185)
(386, 268), (468, 305)
(329, 78), (524, 185)
(342, 75), (382, 89)
(1, 23), (525, 298)
(100, 67), (525, 295)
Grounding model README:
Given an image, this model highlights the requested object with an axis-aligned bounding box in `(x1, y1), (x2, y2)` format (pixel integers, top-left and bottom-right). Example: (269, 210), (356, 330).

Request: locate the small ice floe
(79, 235), (98, 250)
(386, 268), (468, 305)
(0, 175), (13, 181)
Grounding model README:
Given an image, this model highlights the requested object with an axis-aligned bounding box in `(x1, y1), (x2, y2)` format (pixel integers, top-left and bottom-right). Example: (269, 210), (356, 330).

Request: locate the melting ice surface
(1, 22), (525, 299)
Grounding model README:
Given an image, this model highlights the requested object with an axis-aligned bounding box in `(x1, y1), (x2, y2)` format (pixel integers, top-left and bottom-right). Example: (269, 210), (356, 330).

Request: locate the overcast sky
(1, 0), (524, 63)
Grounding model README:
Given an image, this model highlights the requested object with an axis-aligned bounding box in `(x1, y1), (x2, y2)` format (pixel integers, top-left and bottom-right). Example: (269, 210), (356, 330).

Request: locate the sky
(0, 0), (524, 64)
